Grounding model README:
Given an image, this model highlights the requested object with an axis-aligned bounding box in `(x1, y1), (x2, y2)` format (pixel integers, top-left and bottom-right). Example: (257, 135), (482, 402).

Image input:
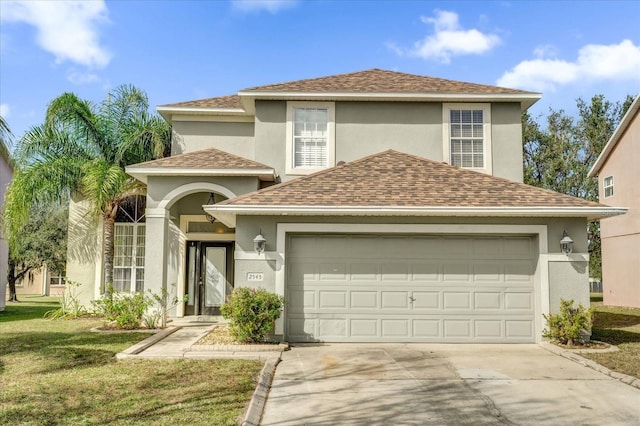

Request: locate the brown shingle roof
(219, 150), (603, 209)
(127, 147), (271, 170)
(241, 69), (536, 95)
(160, 94), (242, 109)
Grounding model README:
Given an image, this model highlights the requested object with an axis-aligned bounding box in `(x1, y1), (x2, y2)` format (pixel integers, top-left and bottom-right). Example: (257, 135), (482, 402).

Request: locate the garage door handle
(409, 296), (416, 303)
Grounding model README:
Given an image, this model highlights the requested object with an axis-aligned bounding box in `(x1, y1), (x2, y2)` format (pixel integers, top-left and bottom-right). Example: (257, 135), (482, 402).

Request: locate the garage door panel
(287, 235), (536, 343)
(443, 292), (471, 309)
(319, 263), (347, 280)
(350, 291), (378, 309)
(381, 291), (409, 309)
(382, 319), (409, 337)
(319, 291), (347, 308)
(350, 263), (379, 280)
(505, 292), (533, 310)
(412, 291), (440, 309)
(381, 263), (410, 281)
(411, 263), (441, 281)
(443, 263), (472, 282)
(475, 320), (503, 338)
(350, 319), (378, 337)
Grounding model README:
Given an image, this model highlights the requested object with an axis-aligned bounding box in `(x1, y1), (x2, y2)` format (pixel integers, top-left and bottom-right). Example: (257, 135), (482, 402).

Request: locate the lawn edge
(241, 357), (281, 426)
(116, 326), (182, 358)
(539, 342), (640, 390)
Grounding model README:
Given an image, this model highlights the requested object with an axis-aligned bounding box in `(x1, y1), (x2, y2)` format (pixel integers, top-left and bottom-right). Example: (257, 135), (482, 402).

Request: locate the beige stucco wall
(335, 102), (443, 163)
(234, 215), (588, 255)
(0, 155), (11, 310)
(65, 196), (102, 308)
(601, 234), (640, 307)
(171, 121), (255, 157)
(171, 100), (526, 184)
(491, 103), (524, 182)
(7, 268), (66, 297)
(598, 107), (640, 307)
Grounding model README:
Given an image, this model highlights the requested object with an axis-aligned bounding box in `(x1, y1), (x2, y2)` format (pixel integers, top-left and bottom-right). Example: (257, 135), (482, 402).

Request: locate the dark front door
(184, 241), (234, 316)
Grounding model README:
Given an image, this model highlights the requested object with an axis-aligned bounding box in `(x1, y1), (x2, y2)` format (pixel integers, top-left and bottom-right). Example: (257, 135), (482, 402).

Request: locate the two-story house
(67, 69), (624, 342)
(588, 94), (640, 308)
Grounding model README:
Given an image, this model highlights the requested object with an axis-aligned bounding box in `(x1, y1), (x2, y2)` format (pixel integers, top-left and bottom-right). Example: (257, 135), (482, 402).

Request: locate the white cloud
(392, 10), (501, 64)
(0, 104), (10, 118)
(231, 0), (297, 13)
(498, 40), (640, 91)
(0, 0), (111, 68)
(66, 69), (101, 85)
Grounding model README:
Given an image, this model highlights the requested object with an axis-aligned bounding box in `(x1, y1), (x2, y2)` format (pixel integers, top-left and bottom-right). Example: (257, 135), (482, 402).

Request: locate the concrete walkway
(117, 325), (283, 361)
(261, 344), (640, 426)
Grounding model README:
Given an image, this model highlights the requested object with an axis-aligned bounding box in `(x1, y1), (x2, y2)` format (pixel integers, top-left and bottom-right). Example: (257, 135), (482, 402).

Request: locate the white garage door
(286, 234), (537, 343)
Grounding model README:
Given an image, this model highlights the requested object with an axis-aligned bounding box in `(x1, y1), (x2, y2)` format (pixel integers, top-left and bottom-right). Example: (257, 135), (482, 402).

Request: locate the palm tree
(0, 115), (12, 163)
(3, 85), (170, 290)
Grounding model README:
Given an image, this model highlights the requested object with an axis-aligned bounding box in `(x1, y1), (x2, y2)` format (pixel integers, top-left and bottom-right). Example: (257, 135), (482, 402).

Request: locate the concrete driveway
(260, 344), (640, 425)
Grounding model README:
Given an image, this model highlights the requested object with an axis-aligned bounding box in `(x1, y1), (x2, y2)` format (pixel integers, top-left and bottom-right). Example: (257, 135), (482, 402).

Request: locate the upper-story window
(443, 103), (492, 174)
(286, 102), (335, 175)
(603, 176), (614, 198)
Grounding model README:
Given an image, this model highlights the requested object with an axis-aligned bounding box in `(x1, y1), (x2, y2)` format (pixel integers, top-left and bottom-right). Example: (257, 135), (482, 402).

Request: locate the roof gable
(588, 93), (640, 177)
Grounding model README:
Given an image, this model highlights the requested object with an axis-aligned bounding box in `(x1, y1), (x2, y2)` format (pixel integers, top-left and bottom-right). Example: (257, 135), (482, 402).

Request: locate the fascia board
(203, 205), (628, 221)
(156, 106), (250, 122)
(588, 93), (640, 177)
(237, 91), (542, 111)
(125, 167), (277, 182)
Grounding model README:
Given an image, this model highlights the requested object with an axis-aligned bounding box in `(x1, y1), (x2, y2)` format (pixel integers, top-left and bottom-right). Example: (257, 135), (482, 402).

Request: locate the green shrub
(543, 299), (593, 345)
(44, 280), (88, 319)
(221, 288), (284, 343)
(92, 284), (152, 330)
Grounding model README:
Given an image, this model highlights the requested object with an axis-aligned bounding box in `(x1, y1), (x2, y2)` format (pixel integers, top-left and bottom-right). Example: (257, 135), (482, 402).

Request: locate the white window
(113, 223), (145, 292)
(286, 102), (335, 175)
(604, 176), (614, 198)
(443, 103), (492, 174)
(49, 273), (66, 286)
(112, 195), (146, 293)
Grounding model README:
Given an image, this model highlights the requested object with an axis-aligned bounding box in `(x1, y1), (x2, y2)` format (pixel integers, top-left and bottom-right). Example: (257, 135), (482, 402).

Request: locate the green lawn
(584, 293), (640, 379)
(0, 297), (263, 425)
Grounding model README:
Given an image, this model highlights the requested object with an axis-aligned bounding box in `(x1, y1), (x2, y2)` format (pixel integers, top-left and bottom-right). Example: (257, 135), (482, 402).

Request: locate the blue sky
(1, 0), (639, 143)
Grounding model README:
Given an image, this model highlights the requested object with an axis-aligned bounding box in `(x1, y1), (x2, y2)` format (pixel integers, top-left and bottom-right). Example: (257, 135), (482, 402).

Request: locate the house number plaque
(247, 273), (264, 282)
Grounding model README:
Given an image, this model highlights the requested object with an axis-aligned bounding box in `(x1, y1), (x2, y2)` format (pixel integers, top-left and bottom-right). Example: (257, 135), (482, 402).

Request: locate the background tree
(6, 201), (68, 302)
(523, 94), (634, 278)
(3, 85), (171, 292)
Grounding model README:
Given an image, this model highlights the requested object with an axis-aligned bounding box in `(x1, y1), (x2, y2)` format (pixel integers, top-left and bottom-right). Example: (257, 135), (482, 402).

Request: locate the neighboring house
(588, 94), (640, 308)
(67, 69), (624, 342)
(5, 266), (66, 298)
(0, 143), (12, 311)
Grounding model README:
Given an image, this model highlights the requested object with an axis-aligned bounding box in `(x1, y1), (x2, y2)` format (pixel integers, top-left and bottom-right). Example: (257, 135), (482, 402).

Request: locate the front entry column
(143, 208), (169, 299)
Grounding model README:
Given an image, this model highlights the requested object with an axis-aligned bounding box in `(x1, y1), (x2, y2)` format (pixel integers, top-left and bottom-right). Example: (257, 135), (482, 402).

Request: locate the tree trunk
(7, 259), (18, 302)
(102, 204), (119, 297)
(6, 259), (32, 303)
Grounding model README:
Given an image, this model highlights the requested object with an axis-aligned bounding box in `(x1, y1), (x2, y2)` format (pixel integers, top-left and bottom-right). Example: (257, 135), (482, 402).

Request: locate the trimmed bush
(543, 299), (593, 345)
(221, 288), (284, 343)
(92, 285), (151, 330)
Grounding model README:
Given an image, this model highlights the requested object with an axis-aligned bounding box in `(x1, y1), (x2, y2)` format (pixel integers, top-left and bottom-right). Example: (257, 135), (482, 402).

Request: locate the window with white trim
(443, 103), (492, 173)
(286, 102), (335, 175)
(113, 196), (146, 293)
(604, 176), (614, 198)
(49, 273), (66, 286)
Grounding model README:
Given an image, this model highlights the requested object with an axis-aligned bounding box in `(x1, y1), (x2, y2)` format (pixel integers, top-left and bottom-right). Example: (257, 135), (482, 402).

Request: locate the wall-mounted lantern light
(560, 230), (574, 255)
(253, 230), (266, 254)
